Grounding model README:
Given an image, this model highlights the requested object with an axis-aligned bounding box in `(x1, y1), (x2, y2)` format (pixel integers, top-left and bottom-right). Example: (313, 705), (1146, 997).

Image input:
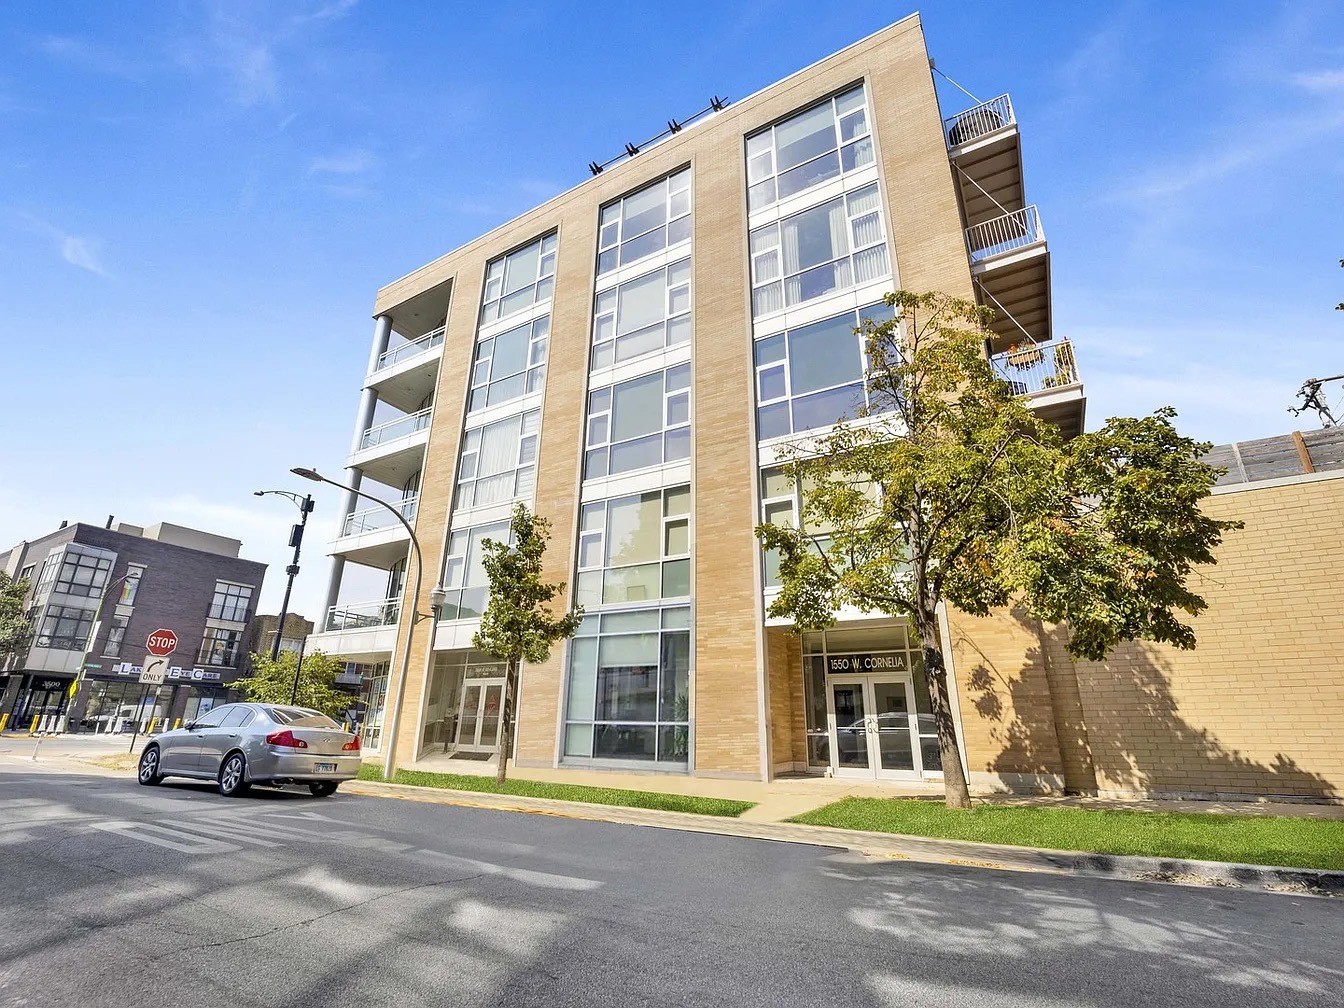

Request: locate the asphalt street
(1, 762), (1340, 1008)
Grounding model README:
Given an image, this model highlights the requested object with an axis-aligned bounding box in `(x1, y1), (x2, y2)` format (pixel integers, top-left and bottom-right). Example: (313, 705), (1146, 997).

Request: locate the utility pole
(254, 491), (316, 661)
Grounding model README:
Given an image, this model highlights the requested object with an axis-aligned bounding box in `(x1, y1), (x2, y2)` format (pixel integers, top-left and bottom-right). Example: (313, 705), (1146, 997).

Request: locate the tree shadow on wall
(954, 610), (1338, 800)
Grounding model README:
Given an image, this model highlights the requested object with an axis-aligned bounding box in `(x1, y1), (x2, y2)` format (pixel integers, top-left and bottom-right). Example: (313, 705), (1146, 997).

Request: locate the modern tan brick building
(305, 14), (1343, 802)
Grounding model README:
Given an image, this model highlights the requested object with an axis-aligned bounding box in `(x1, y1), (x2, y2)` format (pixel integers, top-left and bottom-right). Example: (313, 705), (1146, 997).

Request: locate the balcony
(349, 408), (431, 490)
(966, 206), (1051, 351)
(326, 597), (401, 631)
(330, 497), (417, 569)
(991, 339), (1085, 439)
(306, 597), (402, 659)
(367, 327), (445, 414)
(944, 94), (1025, 227)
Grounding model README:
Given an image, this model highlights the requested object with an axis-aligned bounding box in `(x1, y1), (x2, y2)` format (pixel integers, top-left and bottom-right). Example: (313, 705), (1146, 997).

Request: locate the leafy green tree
(233, 649), (353, 720)
(757, 290), (1239, 809)
(0, 572), (31, 667)
(475, 503), (584, 784)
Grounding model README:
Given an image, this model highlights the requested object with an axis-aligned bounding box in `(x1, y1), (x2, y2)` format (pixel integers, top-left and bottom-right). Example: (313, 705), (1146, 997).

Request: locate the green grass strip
(790, 797), (1344, 871)
(357, 763), (754, 818)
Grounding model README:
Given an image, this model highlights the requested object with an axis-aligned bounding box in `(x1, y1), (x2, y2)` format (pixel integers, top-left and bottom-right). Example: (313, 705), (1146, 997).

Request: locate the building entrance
(826, 674), (942, 780)
(453, 678), (504, 754)
(8, 677), (71, 732)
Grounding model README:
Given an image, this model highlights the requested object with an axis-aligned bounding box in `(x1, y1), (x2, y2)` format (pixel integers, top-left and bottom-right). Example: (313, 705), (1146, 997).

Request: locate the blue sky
(2, 1), (1341, 617)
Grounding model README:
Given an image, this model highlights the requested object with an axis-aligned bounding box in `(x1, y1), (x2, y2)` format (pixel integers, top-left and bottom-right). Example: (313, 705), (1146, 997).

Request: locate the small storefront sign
(110, 662), (223, 682)
(826, 652), (908, 674)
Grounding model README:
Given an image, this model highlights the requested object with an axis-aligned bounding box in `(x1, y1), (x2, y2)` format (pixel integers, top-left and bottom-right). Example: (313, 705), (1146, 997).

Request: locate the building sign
(826, 652), (908, 674)
(111, 662), (223, 682)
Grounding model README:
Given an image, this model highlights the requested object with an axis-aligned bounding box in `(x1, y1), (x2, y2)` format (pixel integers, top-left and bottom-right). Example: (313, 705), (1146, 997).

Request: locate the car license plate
(314, 762), (337, 773)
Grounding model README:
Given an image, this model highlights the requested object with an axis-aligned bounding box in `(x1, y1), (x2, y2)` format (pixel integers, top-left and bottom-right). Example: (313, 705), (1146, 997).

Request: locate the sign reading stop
(145, 629), (178, 657)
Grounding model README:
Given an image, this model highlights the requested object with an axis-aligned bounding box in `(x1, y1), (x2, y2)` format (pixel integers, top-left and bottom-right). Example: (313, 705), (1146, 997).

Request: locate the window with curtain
(749, 183), (889, 317)
(753, 302), (893, 439)
(745, 84), (873, 212)
(455, 409), (541, 508)
(439, 519), (511, 619)
(591, 258), (691, 369)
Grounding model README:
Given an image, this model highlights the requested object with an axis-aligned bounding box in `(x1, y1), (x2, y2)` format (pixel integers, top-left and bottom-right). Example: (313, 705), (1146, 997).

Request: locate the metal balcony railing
(325, 597), (402, 632)
(944, 94), (1015, 148)
(340, 496), (418, 537)
(991, 340), (1079, 395)
(375, 327), (445, 372)
(359, 408), (431, 451)
(966, 205), (1044, 263)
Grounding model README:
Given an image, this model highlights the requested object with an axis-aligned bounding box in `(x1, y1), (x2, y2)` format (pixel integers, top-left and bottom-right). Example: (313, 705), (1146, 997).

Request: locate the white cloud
(307, 149), (374, 175)
(59, 235), (108, 276)
(1292, 68), (1344, 91)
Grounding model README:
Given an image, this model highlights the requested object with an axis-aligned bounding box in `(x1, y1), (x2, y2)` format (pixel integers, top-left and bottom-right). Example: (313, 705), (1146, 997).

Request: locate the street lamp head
(429, 585), (447, 610)
(291, 467), (323, 482)
(253, 491), (265, 497)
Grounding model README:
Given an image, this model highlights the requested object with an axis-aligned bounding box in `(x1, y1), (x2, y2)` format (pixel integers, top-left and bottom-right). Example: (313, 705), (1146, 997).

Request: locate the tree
(474, 503), (583, 784)
(0, 571), (31, 668)
(233, 649), (353, 719)
(757, 290), (1239, 809)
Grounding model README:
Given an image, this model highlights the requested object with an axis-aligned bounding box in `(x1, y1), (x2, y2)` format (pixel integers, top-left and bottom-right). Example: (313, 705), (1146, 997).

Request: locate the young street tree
(0, 571), (31, 667)
(475, 502), (584, 784)
(234, 649), (352, 720)
(757, 290), (1240, 809)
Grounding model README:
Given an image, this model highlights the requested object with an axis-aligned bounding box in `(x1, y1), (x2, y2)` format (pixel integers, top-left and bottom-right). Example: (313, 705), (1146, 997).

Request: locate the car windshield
(265, 707), (340, 728)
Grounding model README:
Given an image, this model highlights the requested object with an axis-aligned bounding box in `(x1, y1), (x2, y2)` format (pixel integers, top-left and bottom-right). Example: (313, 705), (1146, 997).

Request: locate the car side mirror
(182, 722), (196, 731)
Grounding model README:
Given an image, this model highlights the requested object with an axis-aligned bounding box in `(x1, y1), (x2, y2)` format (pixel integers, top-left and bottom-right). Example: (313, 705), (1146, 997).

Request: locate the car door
(196, 705), (255, 776)
(162, 704), (229, 772)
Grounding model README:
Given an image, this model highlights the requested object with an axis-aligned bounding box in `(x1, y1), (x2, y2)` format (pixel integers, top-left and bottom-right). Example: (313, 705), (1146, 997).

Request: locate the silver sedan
(136, 702), (363, 797)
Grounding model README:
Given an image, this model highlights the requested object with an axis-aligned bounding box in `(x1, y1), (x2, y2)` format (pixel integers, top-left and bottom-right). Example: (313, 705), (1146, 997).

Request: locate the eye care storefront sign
(826, 652), (908, 674)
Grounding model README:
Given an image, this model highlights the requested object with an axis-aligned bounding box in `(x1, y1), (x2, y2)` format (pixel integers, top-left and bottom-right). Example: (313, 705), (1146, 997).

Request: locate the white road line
(89, 821), (240, 853)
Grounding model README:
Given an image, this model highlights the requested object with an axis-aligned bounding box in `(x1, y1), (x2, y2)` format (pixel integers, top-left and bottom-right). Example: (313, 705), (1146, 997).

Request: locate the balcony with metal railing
(349, 407), (432, 491)
(342, 496), (418, 537)
(944, 93), (1026, 229)
(360, 408), (431, 451)
(966, 205), (1044, 264)
(944, 94), (1016, 150)
(366, 327), (445, 415)
(325, 597), (401, 633)
(991, 339), (1085, 439)
(331, 496), (418, 569)
(375, 327), (444, 372)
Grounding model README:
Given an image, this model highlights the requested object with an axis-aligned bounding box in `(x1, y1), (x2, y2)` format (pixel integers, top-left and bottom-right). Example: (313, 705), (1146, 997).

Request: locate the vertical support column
(321, 314), (394, 622)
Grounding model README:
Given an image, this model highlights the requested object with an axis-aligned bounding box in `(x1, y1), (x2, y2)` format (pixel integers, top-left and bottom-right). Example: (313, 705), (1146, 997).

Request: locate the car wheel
(137, 746), (164, 786)
(218, 752), (250, 797)
(308, 781), (338, 798)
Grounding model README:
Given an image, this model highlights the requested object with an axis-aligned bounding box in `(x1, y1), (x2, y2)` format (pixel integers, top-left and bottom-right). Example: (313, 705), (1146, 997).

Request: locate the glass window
(455, 409), (541, 509)
(218, 706), (254, 729)
(438, 519), (510, 619)
(574, 486), (691, 609)
(209, 582), (253, 623)
(198, 627), (242, 667)
(119, 566), (145, 605)
(194, 705), (231, 728)
(585, 365), (691, 479)
(104, 615), (128, 657)
(596, 169), (692, 277)
(753, 302), (892, 439)
(563, 606), (692, 765)
(36, 604), (94, 650)
(468, 315), (549, 412)
(745, 84), (874, 212)
(480, 233), (558, 325)
(54, 547), (114, 598)
(590, 258), (692, 370)
(749, 184), (889, 317)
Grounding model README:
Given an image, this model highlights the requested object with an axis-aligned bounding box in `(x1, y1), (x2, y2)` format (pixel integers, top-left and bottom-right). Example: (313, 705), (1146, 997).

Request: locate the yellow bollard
(173, 718), (181, 730)
(148, 717), (157, 734)
(0, 712), (8, 731)
(29, 715), (40, 735)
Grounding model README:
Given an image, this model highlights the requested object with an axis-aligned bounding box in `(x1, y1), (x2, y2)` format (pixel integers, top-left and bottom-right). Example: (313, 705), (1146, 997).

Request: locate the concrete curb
(345, 779), (1344, 898)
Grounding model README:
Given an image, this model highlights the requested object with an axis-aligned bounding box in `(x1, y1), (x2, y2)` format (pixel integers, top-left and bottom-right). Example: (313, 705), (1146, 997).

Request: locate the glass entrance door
(827, 676), (921, 779)
(453, 678), (505, 753)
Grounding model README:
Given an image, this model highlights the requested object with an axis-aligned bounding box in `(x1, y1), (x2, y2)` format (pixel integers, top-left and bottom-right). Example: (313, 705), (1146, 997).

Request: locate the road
(0, 763), (1340, 1008)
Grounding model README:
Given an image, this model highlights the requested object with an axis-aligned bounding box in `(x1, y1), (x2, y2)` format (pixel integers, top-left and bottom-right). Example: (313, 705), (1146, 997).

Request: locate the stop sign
(146, 629), (178, 657)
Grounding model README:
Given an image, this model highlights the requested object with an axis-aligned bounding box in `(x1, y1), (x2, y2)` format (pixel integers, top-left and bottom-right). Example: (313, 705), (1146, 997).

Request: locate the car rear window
(265, 707), (340, 728)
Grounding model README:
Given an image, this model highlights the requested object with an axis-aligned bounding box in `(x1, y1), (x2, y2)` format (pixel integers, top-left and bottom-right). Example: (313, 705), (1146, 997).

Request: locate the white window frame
(468, 314), (550, 413)
(574, 485), (691, 609)
(745, 83), (874, 212)
(591, 258), (692, 371)
(584, 364), (691, 480)
(455, 409), (542, 510)
(480, 233), (558, 326)
(596, 169), (692, 277)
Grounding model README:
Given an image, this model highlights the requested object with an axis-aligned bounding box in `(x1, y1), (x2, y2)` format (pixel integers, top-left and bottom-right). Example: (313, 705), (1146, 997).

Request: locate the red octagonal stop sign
(146, 629), (178, 657)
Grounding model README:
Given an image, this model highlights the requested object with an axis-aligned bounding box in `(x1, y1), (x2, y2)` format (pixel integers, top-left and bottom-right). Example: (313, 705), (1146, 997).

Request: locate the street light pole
(254, 490), (316, 685)
(291, 468), (442, 780)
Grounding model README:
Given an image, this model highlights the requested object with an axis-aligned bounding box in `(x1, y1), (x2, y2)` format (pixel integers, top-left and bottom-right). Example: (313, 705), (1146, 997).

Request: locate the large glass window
(563, 605), (691, 764)
(455, 409), (541, 508)
(745, 84), (874, 212)
(597, 169), (691, 276)
(480, 233), (558, 325)
(439, 520), (510, 620)
(574, 485), (690, 608)
(584, 364), (690, 479)
(468, 315), (549, 411)
(591, 258), (691, 370)
(104, 615), (128, 658)
(749, 184), (889, 316)
(759, 466), (884, 588)
(36, 605), (94, 650)
(209, 582), (253, 623)
(198, 627), (242, 667)
(54, 547), (113, 598)
(754, 302), (893, 439)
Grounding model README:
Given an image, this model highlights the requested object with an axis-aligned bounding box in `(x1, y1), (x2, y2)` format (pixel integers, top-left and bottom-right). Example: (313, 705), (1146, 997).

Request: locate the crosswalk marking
(90, 820), (240, 853)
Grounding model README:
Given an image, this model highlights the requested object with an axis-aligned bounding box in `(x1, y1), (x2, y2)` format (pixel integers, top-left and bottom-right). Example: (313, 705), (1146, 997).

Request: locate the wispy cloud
(307, 148), (374, 175)
(1292, 68), (1344, 91)
(19, 214), (110, 276)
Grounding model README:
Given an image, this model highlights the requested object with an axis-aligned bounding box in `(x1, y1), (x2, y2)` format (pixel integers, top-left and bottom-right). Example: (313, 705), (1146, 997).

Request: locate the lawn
(356, 764), (754, 818)
(790, 798), (1344, 871)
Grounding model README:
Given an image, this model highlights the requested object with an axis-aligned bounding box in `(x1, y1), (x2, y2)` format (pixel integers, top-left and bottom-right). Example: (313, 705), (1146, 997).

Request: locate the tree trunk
(915, 609), (972, 809)
(494, 657), (518, 785)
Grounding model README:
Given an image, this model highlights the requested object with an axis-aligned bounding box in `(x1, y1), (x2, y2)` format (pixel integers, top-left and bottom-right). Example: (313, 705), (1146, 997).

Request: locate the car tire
(137, 746), (164, 786)
(308, 781), (338, 798)
(218, 752), (250, 797)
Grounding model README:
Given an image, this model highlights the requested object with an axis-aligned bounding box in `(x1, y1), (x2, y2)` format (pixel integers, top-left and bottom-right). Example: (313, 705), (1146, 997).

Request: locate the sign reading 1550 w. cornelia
(826, 652), (909, 673)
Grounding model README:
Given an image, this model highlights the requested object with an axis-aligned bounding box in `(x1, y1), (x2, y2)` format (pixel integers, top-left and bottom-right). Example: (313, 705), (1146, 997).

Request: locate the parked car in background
(135, 702), (362, 797)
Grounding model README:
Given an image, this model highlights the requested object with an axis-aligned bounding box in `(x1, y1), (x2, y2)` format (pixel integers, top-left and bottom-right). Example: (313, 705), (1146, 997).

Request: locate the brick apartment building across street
(1, 520), (266, 734)
(306, 15), (1343, 801)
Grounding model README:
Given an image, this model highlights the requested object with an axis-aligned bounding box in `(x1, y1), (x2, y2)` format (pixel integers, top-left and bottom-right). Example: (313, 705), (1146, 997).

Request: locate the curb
(345, 779), (1344, 898)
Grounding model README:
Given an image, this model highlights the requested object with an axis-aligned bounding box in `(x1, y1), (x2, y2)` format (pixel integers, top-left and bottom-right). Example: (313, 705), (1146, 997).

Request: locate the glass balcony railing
(374, 327), (445, 373)
(340, 497), (418, 538)
(991, 339), (1079, 395)
(325, 598), (402, 632)
(359, 408), (431, 451)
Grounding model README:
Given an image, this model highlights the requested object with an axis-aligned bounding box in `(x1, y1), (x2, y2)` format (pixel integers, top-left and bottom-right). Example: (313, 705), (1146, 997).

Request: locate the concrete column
(319, 315), (394, 625)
